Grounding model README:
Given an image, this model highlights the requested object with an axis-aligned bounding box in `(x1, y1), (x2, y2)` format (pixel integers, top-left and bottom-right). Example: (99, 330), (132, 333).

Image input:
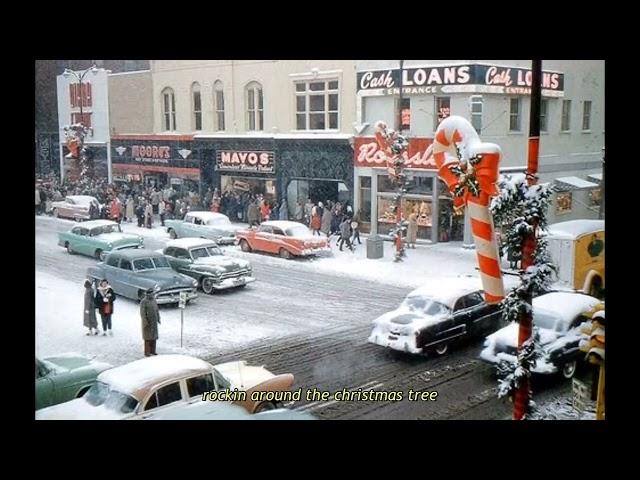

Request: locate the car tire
(202, 277), (216, 295)
(254, 401), (278, 413)
(66, 242), (74, 254)
(76, 386), (91, 398)
(240, 239), (252, 252)
(95, 249), (103, 261)
(279, 248), (292, 260)
(52, 208), (59, 218)
(169, 229), (177, 239)
(434, 343), (449, 356)
(561, 360), (577, 379)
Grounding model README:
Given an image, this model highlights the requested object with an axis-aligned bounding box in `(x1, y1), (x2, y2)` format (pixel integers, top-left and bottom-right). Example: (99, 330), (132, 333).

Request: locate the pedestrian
(294, 200), (304, 223)
(321, 203), (333, 239)
(136, 201), (145, 228)
(311, 202), (322, 236)
(407, 210), (418, 249)
(159, 199), (166, 226)
(126, 196), (135, 222)
(110, 197), (122, 224)
(247, 198), (260, 227)
(83, 279), (99, 336)
(151, 188), (160, 215)
(339, 216), (354, 252)
(351, 209), (362, 245)
(279, 199), (288, 220)
(145, 202), (153, 228)
(89, 200), (99, 220)
(95, 279), (115, 336)
(304, 198), (314, 226)
(35, 185), (42, 215)
(140, 288), (160, 357)
(260, 200), (271, 222)
(39, 187), (47, 215)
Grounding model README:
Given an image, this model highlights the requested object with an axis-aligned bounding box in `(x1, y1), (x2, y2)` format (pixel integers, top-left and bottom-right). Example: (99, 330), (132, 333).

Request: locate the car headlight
(138, 237), (144, 244)
(191, 279), (198, 287)
(108, 243), (113, 248)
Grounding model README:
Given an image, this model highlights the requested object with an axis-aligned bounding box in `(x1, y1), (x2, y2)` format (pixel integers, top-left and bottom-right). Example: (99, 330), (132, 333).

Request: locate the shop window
(561, 99), (571, 132)
(589, 188), (601, 207)
(540, 99), (548, 133)
(359, 177), (371, 223)
(509, 97), (521, 132)
(214, 80), (225, 131)
(406, 176), (433, 195)
(192, 82), (202, 131)
(295, 79), (339, 131)
(401, 98), (410, 131)
(434, 97), (450, 130)
(470, 96), (482, 134)
(556, 191), (572, 214)
(246, 82), (264, 131)
(162, 87), (176, 131)
(582, 100), (592, 131)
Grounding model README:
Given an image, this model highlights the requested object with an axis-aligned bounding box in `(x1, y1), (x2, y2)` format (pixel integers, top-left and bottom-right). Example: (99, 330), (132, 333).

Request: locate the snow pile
(529, 395), (596, 420)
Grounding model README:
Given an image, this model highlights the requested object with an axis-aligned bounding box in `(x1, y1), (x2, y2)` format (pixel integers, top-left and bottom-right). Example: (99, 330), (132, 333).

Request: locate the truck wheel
(240, 239), (252, 252)
(169, 229), (177, 239)
(279, 248), (292, 260)
(561, 360), (577, 379)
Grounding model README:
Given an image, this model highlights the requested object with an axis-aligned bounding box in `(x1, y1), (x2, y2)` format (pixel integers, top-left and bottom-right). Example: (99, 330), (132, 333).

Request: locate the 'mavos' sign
(216, 150), (275, 173)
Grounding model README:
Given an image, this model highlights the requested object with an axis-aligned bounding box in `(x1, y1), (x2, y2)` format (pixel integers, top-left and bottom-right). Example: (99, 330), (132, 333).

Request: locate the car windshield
(84, 381), (138, 414)
(191, 246), (223, 258)
(285, 225), (311, 237)
(206, 217), (230, 226)
(152, 256), (170, 268)
(403, 296), (450, 316)
(133, 258), (155, 270)
(90, 224), (122, 236)
(534, 310), (563, 331)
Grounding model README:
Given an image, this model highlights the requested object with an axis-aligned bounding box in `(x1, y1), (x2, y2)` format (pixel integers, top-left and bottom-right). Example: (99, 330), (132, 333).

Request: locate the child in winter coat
(95, 280), (116, 336)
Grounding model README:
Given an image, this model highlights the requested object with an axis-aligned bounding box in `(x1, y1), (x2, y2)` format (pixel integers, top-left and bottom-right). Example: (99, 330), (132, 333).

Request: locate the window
(556, 191), (572, 214)
(106, 255), (120, 267)
(561, 100), (571, 131)
(470, 96), (482, 133)
(589, 188), (602, 207)
(144, 382), (183, 411)
(434, 97), (451, 130)
(540, 99), (548, 133)
(582, 101), (592, 131)
(509, 98), (521, 131)
(454, 298), (467, 312)
(71, 227), (84, 235)
(464, 292), (484, 308)
(133, 258), (155, 270)
(400, 98), (410, 131)
(246, 82), (264, 131)
(258, 225), (272, 234)
(151, 256), (170, 268)
(272, 227), (285, 236)
(359, 176), (371, 223)
(295, 79), (339, 131)
(187, 373), (216, 398)
(174, 248), (190, 259)
(191, 82), (202, 131)
(120, 260), (132, 271)
(162, 87), (176, 131)
(214, 81), (225, 131)
(164, 247), (176, 257)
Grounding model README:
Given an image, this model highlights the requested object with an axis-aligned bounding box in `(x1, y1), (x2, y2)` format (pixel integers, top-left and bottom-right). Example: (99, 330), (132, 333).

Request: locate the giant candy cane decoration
(433, 116), (505, 304)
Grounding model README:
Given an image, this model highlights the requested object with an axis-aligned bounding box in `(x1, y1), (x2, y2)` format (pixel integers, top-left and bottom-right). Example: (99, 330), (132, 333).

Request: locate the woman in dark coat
(95, 279), (116, 336)
(140, 288), (161, 356)
(83, 279), (99, 335)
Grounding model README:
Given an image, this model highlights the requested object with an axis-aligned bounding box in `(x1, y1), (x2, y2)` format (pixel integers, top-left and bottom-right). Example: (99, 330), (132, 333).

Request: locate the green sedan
(58, 220), (144, 260)
(36, 354), (112, 410)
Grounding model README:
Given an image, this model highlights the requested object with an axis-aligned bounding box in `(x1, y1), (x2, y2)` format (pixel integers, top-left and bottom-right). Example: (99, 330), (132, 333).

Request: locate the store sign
(131, 145), (171, 164)
(357, 64), (564, 97)
(354, 137), (436, 170)
(216, 150), (275, 173)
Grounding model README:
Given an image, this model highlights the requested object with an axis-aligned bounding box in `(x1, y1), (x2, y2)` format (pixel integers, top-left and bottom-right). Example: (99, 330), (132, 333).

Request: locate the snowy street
(36, 215), (570, 419)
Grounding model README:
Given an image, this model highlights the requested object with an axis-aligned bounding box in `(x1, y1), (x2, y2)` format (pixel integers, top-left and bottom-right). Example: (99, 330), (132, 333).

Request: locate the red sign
(354, 137), (436, 170)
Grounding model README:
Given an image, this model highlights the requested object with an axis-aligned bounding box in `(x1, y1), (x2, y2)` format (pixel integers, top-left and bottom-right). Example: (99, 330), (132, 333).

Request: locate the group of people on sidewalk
(307, 199), (362, 252)
(83, 279), (161, 357)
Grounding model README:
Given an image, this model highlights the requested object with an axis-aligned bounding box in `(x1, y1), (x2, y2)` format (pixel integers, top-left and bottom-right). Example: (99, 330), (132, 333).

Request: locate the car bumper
(156, 290), (198, 305)
(300, 246), (331, 256)
(368, 328), (422, 354)
(478, 347), (559, 374)
(216, 236), (237, 246)
(210, 275), (256, 290)
(112, 244), (143, 251)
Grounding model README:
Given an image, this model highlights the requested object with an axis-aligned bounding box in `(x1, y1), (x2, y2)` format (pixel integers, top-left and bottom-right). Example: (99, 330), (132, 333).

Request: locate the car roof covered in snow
(67, 195), (97, 203)
(98, 354), (213, 400)
(533, 292), (600, 324)
(546, 220), (604, 240)
(407, 277), (484, 309)
(166, 238), (217, 250)
(107, 248), (166, 260)
(75, 220), (118, 230)
(262, 220), (307, 231)
(185, 211), (229, 221)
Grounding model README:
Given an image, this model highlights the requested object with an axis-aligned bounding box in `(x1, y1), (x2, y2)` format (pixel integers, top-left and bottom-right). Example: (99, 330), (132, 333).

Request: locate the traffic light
(580, 310), (605, 365)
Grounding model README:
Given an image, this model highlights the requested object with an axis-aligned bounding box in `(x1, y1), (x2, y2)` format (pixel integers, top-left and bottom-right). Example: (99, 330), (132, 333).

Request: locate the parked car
(36, 354), (295, 420)
(368, 277), (503, 355)
(165, 212), (240, 245)
(147, 401), (317, 420)
(236, 221), (330, 259)
(87, 249), (198, 305)
(58, 219), (143, 259)
(51, 195), (100, 221)
(479, 291), (601, 379)
(36, 354), (112, 410)
(160, 238), (255, 294)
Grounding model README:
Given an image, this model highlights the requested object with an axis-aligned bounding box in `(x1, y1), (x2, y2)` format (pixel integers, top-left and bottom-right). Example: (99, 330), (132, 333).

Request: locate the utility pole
(513, 59), (542, 420)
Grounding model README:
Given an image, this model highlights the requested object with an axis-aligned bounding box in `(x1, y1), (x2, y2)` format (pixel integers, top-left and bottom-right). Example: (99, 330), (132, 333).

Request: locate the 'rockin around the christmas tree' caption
(201, 387), (438, 403)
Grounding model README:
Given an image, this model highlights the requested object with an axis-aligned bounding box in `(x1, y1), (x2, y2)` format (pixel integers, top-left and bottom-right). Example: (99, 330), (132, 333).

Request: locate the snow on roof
(263, 220), (308, 230)
(546, 220), (604, 240)
(98, 354), (213, 400)
(407, 277), (483, 309)
(587, 173), (602, 182)
(554, 176), (599, 190)
(166, 238), (217, 249)
(111, 248), (164, 259)
(79, 220), (117, 229)
(68, 195), (98, 203)
(186, 211), (229, 220)
(533, 292), (600, 324)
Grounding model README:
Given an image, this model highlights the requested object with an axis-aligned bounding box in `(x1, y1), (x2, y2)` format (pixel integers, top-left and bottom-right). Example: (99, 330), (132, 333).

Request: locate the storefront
(197, 135), (353, 217)
(353, 136), (464, 243)
(60, 142), (109, 182)
(110, 135), (199, 192)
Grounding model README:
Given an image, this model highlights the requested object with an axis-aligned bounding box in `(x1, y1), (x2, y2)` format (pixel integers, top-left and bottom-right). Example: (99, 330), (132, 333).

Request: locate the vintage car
(36, 354), (295, 420)
(58, 219), (143, 259)
(160, 238), (255, 294)
(36, 354), (112, 410)
(479, 291), (601, 379)
(165, 212), (240, 245)
(147, 401), (317, 420)
(368, 277), (503, 355)
(87, 249), (198, 305)
(236, 221), (330, 259)
(51, 195), (100, 221)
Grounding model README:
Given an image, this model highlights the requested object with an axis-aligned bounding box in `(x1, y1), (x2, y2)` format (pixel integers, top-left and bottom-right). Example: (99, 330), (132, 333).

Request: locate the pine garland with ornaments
(63, 123), (93, 179)
(490, 173), (557, 411)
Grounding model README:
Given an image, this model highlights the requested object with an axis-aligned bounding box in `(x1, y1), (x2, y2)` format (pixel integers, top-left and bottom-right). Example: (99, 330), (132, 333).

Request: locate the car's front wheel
(240, 239), (252, 252)
(561, 360), (577, 379)
(254, 401), (278, 413)
(95, 249), (103, 260)
(66, 242), (74, 254)
(434, 343), (449, 356)
(201, 277), (217, 295)
(169, 229), (177, 239)
(279, 248), (292, 260)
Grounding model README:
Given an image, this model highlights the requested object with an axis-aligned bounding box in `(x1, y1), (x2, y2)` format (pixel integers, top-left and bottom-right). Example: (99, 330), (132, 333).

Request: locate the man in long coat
(83, 279), (99, 335)
(140, 288), (161, 356)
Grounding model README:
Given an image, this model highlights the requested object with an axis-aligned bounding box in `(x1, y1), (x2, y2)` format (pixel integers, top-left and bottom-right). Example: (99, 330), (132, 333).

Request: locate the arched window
(245, 81), (263, 131)
(214, 81), (225, 131)
(161, 87), (176, 131)
(191, 82), (202, 131)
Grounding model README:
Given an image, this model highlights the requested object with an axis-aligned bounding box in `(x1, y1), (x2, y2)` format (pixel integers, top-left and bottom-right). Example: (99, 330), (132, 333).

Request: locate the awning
(554, 176), (599, 191)
(587, 173), (603, 183)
